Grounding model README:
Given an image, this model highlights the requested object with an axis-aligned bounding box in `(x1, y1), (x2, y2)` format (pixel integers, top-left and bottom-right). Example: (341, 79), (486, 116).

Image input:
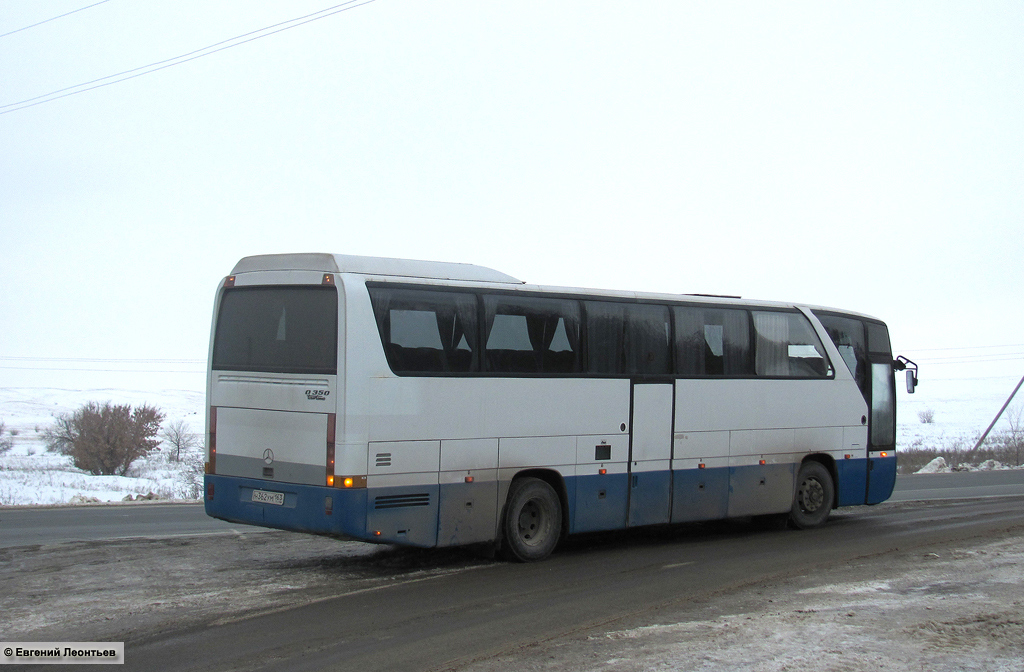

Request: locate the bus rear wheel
(501, 477), (562, 562)
(789, 461), (834, 529)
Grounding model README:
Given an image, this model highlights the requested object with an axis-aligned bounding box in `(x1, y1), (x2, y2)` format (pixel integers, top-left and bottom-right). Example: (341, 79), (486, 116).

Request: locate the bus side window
(483, 295), (580, 374)
(813, 312), (868, 398)
(585, 302), (671, 376)
(585, 301), (626, 375)
(369, 287), (478, 374)
(674, 306), (752, 376)
(752, 311), (832, 378)
(624, 304), (671, 375)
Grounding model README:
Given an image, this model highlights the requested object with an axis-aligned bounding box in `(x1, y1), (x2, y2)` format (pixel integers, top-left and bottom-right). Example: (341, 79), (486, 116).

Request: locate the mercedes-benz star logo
(263, 449), (274, 465)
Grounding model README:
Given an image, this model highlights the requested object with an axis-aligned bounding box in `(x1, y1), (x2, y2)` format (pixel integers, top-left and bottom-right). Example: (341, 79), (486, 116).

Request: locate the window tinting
(213, 286), (338, 374)
(369, 287), (478, 373)
(815, 313), (868, 397)
(483, 295), (580, 373)
(866, 321), (891, 355)
(586, 302), (671, 375)
(752, 311), (831, 378)
(675, 307), (752, 376)
(871, 362), (896, 446)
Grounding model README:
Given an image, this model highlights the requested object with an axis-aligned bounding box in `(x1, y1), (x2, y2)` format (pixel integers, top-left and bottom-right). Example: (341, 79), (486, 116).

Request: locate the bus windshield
(212, 286), (338, 374)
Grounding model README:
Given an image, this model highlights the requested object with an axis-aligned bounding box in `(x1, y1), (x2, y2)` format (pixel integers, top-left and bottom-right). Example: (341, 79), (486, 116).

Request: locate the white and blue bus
(204, 253), (916, 561)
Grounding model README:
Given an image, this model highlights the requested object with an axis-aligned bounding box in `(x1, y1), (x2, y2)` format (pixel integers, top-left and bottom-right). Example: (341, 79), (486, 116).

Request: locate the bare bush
(180, 450), (206, 500)
(44, 402), (165, 476)
(0, 421), (12, 455)
(1006, 404), (1023, 467)
(918, 409), (935, 424)
(160, 419), (200, 462)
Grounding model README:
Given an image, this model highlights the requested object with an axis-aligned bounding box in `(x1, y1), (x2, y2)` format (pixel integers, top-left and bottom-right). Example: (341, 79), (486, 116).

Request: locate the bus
(204, 253), (917, 561)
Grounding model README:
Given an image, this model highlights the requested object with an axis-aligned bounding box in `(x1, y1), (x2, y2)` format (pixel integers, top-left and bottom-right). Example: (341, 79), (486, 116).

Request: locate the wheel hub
(517, 501), (541, 542)
(800, 478), (824, 512)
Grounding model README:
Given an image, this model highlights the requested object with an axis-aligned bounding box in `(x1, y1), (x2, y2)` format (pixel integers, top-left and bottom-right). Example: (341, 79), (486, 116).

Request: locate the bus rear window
(213, 286), (338, 374)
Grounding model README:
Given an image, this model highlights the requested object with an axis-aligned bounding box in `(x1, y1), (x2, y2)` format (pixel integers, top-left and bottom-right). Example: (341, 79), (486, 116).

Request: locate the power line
(915, 354), (1024, 365)
(0, 356), (204, 364)
(0, 0), (112, 39)
(908, 343), (1024, 352)
(0, 366), (204, 373)
(0, 0), (375, 115)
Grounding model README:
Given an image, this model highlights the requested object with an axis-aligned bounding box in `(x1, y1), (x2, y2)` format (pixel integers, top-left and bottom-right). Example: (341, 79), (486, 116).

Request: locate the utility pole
(971, 373), (1024, 453)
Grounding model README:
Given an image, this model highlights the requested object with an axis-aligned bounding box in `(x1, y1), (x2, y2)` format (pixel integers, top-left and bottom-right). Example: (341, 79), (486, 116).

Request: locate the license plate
(252, 489), (285, 506)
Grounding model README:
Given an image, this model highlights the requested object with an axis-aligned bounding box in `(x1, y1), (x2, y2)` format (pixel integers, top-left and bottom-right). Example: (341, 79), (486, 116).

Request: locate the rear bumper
(204, 474), (371, 541)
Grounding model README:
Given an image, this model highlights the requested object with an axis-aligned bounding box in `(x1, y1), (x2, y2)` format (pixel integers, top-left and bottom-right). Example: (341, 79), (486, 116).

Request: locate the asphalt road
(2, 469), (1023, 548)
(130, 495), (1024, 672)
(4, 471), (1024, 671)
(888, 469), (1024, 501)
(0, 501), (250, 548)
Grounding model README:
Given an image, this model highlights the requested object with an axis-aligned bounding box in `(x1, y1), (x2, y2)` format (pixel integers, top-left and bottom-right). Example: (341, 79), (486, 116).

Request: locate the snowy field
(0, 385), (205, 506)
(0, 364), (1021, 506)
(898, 372), (1023, 451)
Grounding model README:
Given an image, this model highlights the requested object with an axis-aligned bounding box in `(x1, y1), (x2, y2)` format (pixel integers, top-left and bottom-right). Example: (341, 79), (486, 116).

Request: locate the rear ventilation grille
(374, 493), (430, 510)
(375, 453), (392, 467)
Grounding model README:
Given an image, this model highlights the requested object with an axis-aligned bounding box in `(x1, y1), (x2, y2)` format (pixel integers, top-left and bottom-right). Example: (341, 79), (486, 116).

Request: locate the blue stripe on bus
(207, 456), (889, 546)
(672, 467), (729, 522)
(205, 474), (369, 540)
(836, 458), (868, 506)
(572, 472), (629, 533)
(867, 455), (897, 504)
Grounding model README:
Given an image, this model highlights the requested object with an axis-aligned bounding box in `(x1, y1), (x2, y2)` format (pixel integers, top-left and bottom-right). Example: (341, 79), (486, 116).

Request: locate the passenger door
(628, 382), (673, 527)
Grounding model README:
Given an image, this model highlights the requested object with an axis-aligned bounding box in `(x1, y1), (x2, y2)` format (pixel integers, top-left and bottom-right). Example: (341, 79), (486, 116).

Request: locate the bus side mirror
(894, 355), (918, 394)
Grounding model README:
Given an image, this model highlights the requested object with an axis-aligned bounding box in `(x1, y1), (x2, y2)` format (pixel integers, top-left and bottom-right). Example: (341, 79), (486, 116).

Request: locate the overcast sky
(1, 1), (1022, 397)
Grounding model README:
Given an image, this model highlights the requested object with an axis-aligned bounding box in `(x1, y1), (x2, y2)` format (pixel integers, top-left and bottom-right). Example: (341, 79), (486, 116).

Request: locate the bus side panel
(366, 440), (442, 547)
(836, 459), (868, 506)
(365, 484), (440, 547)
(572, 469), (629, 533)
(437, 477), (498, 546)
(572, 434), (629, 533)
(867, 454), (897, 504)
(628, 469), (673, 527)
(437, 439), (499, 547)
(836, 425), (869, 506)
(667, 454), (733, 522)
(727, 430), (797, 518)
(671, 464), (729, 522)
(204, 474), (369, 539)
(727, 461), (795, 518)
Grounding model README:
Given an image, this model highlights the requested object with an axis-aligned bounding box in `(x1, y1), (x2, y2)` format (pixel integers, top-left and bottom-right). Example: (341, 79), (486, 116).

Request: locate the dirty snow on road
(462, 535), (1024, 672)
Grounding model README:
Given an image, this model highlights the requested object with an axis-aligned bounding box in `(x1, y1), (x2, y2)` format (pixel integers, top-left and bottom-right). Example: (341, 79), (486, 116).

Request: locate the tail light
(208, 406), (217, 475)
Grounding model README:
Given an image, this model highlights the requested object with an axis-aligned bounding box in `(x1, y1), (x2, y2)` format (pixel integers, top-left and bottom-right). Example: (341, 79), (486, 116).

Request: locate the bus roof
(231, 253), (523, 284)
(230, 253), (882, 323)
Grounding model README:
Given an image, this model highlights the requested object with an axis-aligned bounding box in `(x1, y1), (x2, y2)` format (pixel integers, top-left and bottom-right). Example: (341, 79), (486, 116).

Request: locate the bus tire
(789, 461), (833, 529)
(500, 477), (562, 562)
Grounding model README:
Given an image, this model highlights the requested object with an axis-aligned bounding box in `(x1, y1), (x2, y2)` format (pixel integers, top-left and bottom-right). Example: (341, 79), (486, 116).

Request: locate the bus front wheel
(501, 477), (562, 562)
(789, 461), (834, 529)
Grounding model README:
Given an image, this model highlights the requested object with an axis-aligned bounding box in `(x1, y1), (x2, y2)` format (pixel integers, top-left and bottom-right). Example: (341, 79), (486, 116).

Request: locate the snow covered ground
(0, 363), (1021, 506)
(0, 386), (205, 506)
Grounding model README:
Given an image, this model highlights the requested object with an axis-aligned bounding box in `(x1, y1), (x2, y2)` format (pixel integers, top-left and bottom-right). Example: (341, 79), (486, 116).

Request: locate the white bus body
(205, 253), (900, 560)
